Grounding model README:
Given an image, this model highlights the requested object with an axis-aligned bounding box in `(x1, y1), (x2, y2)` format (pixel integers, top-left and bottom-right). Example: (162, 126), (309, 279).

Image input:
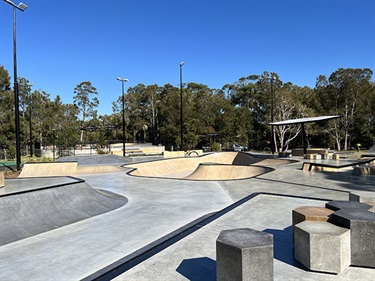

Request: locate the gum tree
(73, 81), (99, 143)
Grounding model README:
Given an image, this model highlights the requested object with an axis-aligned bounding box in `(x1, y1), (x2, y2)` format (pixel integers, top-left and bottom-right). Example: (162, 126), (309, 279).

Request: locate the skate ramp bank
(0, 181), (127, 246)
(125, 152), (289, 180)
(185, 163), (273, 180)
(18, 162), (123, 178)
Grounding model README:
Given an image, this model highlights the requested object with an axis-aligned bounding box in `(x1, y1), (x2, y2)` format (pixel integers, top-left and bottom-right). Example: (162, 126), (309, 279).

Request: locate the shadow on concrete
(264, 226), (304, 269)
(176, 257), (216, 281)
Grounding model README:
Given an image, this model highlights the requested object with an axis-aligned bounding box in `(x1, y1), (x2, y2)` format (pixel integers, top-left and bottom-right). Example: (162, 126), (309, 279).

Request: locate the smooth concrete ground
(1, 155), (375, 280)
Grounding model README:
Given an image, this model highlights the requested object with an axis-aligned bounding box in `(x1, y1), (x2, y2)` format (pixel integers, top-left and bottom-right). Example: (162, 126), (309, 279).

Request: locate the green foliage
(212, 142), (221, 152)
(0, 64), (373, 154)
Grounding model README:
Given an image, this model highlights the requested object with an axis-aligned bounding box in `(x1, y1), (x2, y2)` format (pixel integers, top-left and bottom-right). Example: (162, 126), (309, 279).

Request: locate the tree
(316, 68), (373, 150)
(0, 66), (15, 157)
(73, 81), (99, 142)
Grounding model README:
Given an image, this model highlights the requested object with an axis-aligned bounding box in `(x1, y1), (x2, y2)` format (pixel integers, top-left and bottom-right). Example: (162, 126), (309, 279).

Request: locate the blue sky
(1, 0), (374, 115)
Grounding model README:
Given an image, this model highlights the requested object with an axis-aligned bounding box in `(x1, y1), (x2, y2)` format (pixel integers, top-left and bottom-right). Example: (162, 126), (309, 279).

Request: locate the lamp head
(117, 77), (129, 82)
(180, 62), (184, 66)
(18, 2), (28, 10)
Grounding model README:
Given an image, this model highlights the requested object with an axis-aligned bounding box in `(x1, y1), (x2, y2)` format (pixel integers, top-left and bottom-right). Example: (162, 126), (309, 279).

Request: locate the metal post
(13, 6), (22, 168)
(117, 77), (129, 157)
(179, 62), (184, 150)
(122, 81), (125, 157)
(271, 76), (275, 154)
(29, 97), (33, 157)
(3, 0), (28, 170)
(52, 129), (55, 162)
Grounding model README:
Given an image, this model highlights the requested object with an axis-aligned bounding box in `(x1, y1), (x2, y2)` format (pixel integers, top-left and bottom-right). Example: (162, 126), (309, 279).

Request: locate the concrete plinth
(294, 221), (351, 274)
(216, 228), (274, 281)
(292, 206), (334, 226)
(325, 200), (374, 212)
(330, 209), (375, 268)
(349, 191), (375, 203)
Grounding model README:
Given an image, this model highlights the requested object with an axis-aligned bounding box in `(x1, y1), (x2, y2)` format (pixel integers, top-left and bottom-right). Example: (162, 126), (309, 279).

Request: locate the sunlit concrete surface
(0, 153), (374, 280)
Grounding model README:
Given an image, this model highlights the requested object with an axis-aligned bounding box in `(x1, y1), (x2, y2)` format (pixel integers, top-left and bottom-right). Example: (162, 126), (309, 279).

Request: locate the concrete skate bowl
(125, 152), (297, 180)
(0, 180), (128, 245)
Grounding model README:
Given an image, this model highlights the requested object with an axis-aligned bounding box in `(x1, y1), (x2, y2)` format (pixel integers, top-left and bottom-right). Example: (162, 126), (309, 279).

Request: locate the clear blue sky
(1, 0), (374, 115)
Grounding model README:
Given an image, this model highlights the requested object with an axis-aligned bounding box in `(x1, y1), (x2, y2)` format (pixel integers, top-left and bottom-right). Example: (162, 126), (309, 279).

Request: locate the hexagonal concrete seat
(330, 209), (375, 268)
(325, 200), (374, 212)
(216, 228), (274, 281)
(292, 206), (334, 226)
(294, 221), (351, 274)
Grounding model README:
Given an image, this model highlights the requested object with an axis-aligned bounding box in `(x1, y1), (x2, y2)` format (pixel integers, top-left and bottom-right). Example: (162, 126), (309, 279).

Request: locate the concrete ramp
(19, 162), (78, 177)
(185, 164), (272, 180)
(125, 152), (289, 180)
(18, 162), (123, 178)
(0, 181), (127, 246)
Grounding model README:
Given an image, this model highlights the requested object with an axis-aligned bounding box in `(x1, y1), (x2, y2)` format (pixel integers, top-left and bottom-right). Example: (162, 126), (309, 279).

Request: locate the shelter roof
(269, 115), (341, 126)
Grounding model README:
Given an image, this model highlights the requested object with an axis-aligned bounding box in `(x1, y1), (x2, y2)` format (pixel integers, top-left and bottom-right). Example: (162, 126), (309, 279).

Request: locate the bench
(216, 228), (274, 281)
(330, 209), (375, 268)
(294, 221), (350, 273)
(292, 206), (334, 226)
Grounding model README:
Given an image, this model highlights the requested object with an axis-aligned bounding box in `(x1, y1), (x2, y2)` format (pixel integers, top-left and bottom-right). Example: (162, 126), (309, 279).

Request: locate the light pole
(52, 128), (55, 162)
(116, 77), (129, 157)
(3, 0), (28, 170)
(179, 62), (184, 150)
(29, 94), (32, 157)
(270, 75), (275, 155)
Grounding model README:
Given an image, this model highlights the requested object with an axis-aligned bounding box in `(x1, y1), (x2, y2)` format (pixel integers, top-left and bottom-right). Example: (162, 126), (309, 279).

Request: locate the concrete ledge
(292, 148), (329, 157)
(216, 228), (274, 281)
(352, 165), (375, 176)
(330, 209), (375, 268)
(163, 151), (185, 158)
(325, 200), (374, 212)
(294, 221), (351, 274)
(349, 191), (375, 203)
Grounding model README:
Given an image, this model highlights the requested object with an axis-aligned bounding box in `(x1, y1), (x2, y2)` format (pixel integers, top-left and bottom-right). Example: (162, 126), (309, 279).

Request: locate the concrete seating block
(352, 166), (375, 176)
(307, 154), (314, 160)
(216, 228), (274, 281)
(325, 200), (374, 212)
(330, 209), (375, 268)
(349, 191), (375, 203)
(333, 154), (340, 160)
(294, 221), (351, 274)
(292, 206), (334, 226)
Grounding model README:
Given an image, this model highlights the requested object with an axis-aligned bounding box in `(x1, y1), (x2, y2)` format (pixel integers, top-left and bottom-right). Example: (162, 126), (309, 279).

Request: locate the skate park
(1, 149), (375, 280)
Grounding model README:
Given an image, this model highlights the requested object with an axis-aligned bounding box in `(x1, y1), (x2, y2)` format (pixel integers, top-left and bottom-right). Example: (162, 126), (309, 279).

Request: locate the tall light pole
(179, 62), (184, 150)
(52, 128), (55, 162)
(3, 0), (28, 170)
(29, 94), (32, 157)
(270, 75), (275, 155)
(116, 77), (129, 157)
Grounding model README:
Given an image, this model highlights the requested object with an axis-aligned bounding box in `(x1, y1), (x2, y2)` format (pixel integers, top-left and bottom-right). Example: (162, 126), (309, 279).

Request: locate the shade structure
(269, 115), (341, 155)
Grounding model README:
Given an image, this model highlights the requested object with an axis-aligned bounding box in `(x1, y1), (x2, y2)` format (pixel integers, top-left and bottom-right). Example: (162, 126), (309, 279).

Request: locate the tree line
(0, 65), (374, 158)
